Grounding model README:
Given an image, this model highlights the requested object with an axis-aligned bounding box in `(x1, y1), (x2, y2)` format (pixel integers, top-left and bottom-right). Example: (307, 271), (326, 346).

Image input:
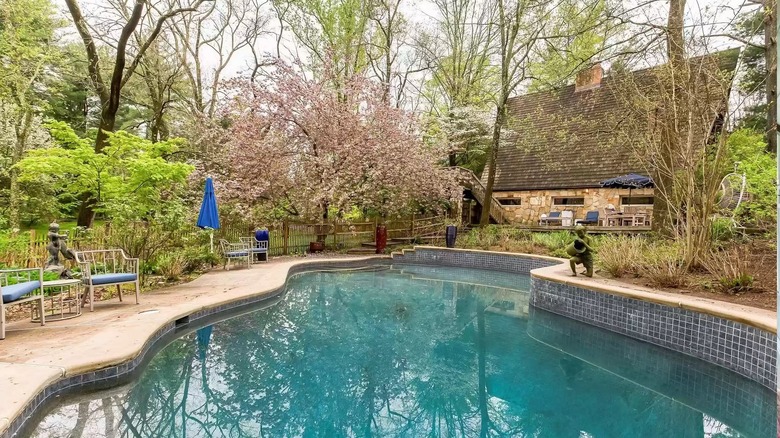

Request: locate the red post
(375, 224), (387, 254)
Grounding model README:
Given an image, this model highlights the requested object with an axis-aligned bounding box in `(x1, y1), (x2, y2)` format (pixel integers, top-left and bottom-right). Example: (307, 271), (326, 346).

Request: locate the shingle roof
(490, 48), (740, 191)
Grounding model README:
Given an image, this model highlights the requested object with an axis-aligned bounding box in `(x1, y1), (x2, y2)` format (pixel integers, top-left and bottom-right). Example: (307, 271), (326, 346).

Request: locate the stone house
(468, 49), (739, 225)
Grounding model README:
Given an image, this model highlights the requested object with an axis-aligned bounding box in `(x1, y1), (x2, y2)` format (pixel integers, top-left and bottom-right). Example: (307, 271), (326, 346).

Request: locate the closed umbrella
(599, 173), (654, 205)
(197, 177), (221, 252)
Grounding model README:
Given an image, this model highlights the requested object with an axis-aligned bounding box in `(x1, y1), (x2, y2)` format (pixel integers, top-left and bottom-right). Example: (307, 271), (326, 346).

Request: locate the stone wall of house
(493, 187), (654, 224)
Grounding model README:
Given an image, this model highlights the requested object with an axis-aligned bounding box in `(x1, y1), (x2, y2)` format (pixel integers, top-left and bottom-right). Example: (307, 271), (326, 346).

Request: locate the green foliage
(733, 9), (768, 133)
(0, 230), (32, 267)
(710, 217), (736, 243)
(724, 129), (776, 225)
(16, 122), (194, 221)
(527, 0), (614, 92)
(638, 241), (687, 288)
(595, 235), (647, 278)
(530, 231), (571, 258)
(155, 252), (186, 281)
(701, 246), (755, 295)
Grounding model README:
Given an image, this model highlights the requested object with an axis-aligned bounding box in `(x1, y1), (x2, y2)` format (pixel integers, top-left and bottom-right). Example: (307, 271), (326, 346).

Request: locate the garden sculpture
(45, 222), (76, 277)
(567, 225), (594, 277)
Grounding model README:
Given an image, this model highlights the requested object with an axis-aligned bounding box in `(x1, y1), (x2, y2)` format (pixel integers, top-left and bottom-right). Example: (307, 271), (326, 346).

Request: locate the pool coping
(0, 256), (390, 438)
(408, 246), (777, 334)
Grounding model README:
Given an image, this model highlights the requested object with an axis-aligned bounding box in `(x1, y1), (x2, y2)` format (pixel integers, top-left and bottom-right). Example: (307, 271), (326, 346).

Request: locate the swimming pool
(23, 266), (776, 437)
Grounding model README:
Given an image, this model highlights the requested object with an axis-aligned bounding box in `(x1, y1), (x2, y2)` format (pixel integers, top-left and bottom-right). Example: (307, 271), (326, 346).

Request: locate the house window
(553, 197), (584, 206)
(498, 198), (521, 206)
(621, 196), (654, 206)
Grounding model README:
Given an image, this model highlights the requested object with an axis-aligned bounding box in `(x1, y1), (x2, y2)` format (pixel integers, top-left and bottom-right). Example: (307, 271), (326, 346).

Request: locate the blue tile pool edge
(2, 257), (392, 438)
(392, 246), (777, 391)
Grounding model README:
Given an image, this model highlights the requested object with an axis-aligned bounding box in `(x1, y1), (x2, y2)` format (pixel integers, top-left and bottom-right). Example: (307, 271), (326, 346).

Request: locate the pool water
(26, 266), (776, 437)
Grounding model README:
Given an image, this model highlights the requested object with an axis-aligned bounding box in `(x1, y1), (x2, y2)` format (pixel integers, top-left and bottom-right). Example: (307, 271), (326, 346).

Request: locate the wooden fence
(2, 215), (451, 268)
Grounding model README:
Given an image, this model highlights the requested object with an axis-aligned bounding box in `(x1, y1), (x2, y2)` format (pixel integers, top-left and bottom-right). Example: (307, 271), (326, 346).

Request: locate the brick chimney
(574, 63), (603, 92)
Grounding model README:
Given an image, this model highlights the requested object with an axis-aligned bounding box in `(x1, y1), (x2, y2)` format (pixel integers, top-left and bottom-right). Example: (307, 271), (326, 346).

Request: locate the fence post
(283, 221), (289, 256)
(28, 230), (36, 268)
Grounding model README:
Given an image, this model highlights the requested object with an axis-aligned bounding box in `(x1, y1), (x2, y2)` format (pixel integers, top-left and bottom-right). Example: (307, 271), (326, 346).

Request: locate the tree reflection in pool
(27, 266), (776, 437)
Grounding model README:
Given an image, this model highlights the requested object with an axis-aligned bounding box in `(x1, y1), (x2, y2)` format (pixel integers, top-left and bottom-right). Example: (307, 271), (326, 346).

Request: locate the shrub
(181, 244), (220, 273)
(596, 235), (647, 278)
(155, 252), (186, 281)
(640, 242), (688, 288)
(701, 246), (755, 294)
(531, 231), (571, 258)
(710, 217), (736, 244)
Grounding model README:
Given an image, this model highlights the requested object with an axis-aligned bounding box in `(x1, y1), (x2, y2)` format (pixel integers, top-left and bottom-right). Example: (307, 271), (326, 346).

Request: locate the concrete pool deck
(0, 255), (384, 437)
(1, 249), (777, 436)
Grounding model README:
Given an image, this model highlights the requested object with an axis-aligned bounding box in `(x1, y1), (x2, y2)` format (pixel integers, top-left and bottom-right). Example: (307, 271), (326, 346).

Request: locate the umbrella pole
(209, 230), (214, 253)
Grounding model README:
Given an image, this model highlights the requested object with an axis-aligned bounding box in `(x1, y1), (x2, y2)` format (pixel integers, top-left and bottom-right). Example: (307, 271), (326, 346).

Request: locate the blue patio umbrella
(196, 325), (213, 362)
(197, 177), (221, 252)
(599, 173), (654, 205)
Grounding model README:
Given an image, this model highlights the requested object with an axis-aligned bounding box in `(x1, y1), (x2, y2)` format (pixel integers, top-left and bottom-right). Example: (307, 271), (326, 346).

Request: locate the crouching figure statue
(567, 225), (594, 278)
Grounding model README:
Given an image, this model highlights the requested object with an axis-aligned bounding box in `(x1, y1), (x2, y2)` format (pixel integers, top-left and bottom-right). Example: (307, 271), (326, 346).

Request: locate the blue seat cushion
(2, 281), (41, 303)
(226, 251), (249, 257)
(248, 248), (267, 253)
(87, 273), (138, 285)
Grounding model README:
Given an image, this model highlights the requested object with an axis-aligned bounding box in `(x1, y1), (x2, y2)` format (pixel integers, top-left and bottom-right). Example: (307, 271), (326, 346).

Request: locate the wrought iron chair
(219, 239), (251, 270)
(75, 249), (140, 312)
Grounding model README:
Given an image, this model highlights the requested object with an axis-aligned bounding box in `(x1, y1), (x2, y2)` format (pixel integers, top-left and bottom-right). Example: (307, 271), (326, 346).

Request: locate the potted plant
(309, 223), (329, 253)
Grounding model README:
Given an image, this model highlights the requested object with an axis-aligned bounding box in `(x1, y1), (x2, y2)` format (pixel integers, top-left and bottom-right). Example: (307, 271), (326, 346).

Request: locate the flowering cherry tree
(213, 62), (459, 221)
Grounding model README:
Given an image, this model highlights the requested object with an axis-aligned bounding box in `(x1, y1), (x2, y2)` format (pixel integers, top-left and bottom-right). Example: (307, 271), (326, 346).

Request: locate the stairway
(457, 168), (507, 224)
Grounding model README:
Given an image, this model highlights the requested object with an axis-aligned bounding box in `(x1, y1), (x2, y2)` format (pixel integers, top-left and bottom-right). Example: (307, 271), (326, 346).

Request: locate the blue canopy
(197, 177), (220, 229)
(599, 174), (654, 189)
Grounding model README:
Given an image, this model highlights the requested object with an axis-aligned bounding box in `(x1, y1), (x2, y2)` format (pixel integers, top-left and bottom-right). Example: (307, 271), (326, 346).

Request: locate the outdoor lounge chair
(75, 249), (140, 312)
(239, 236), (269, 263)
(220, 239), (251, 270)
(0, 268), (45, 339)
(576, 211), (600, 226)
(539, 211), (562, 226)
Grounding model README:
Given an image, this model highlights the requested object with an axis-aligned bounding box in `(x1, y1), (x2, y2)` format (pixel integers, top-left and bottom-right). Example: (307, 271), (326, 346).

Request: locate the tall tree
(0, 0), (60, 228)
(64, 0), (211, 226)
(272, 0), (374, 82)
(479, 0), (544, 226)
(170, 0), (272, 118)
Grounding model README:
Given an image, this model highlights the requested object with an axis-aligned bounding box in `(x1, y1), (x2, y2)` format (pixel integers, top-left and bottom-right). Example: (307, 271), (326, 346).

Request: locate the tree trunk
(9, 108), (34, 229)
(766, 0), (777, 153)
(652, 0), (686, 236)
(479, 104), (505, 226)
(68, 0), (146, 227)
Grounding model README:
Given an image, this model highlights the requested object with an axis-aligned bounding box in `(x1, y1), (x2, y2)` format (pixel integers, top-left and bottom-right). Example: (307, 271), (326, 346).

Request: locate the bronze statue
(567, 225), (594, 277)
(45, 222), (76, 273)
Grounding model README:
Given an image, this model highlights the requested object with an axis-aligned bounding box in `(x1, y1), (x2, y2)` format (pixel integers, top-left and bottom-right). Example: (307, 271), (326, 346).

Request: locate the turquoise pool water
(26, 266), (776, 437)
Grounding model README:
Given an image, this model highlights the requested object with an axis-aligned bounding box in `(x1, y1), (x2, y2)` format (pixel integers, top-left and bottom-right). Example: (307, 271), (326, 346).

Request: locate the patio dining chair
(539, 211), (562, 226)
(575, 211), (600, 226)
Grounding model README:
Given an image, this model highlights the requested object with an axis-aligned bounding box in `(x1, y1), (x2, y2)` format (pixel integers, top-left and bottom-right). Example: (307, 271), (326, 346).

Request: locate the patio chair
(0, 268), (45, 339)
(239, 236), (269, 263)
(75, 249), (140, 312)
(539, 211), (562, 226)
(220, 239), (251, 270)
(576, 211), (600, 226)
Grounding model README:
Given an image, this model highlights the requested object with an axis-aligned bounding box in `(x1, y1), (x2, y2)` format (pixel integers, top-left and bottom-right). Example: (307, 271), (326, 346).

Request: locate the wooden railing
(457, 167), (506, 224)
